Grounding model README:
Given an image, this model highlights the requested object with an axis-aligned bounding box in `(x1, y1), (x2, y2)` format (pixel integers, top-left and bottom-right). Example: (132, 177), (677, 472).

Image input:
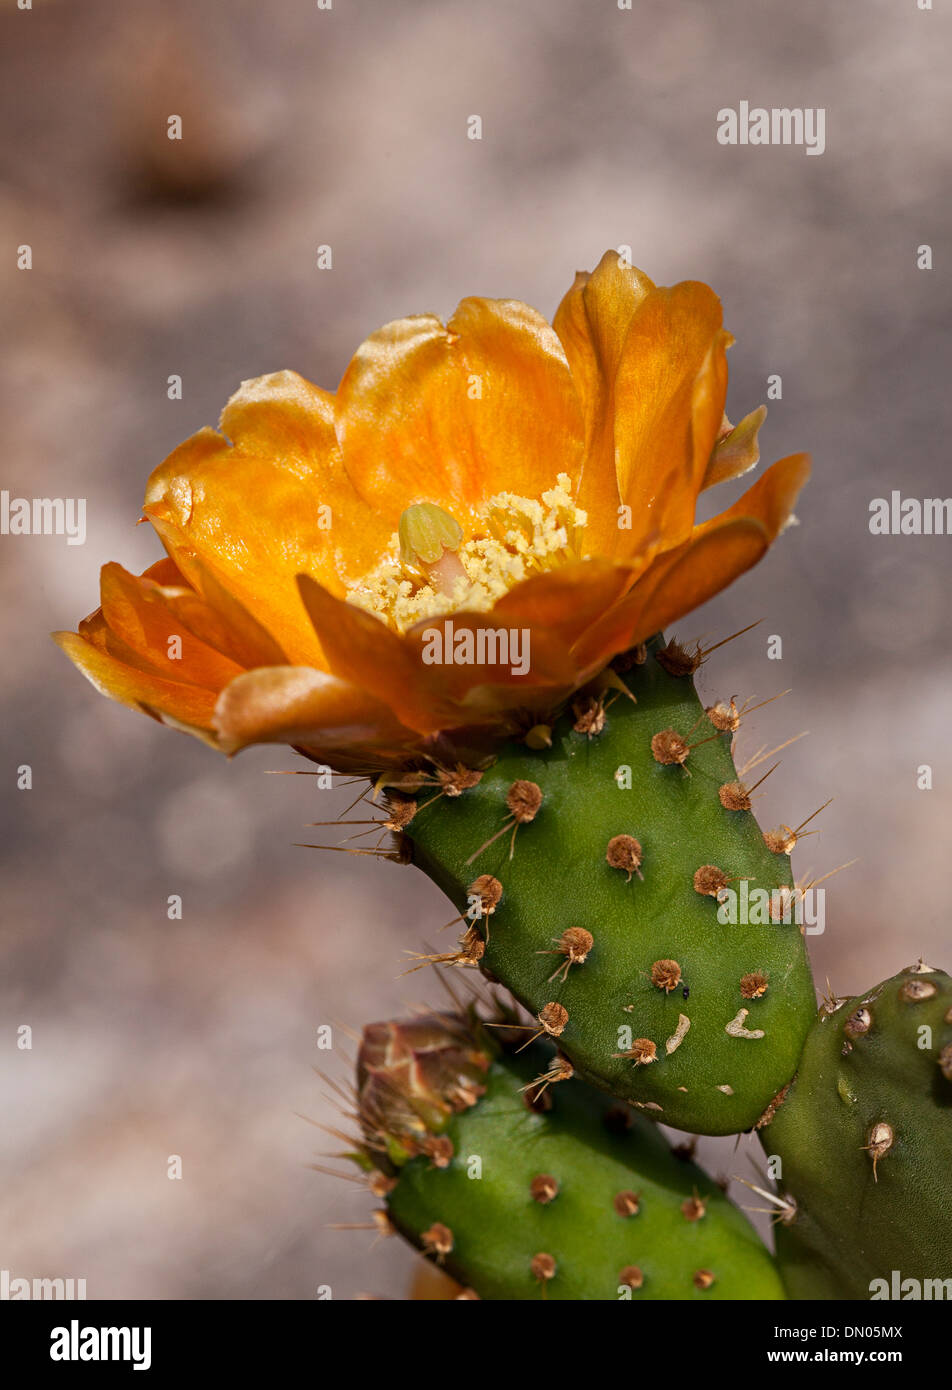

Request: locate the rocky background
(1, 0), (949, 1298)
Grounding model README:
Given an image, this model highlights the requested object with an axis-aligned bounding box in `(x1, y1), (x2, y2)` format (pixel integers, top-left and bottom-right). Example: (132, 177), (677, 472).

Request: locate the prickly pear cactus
(760, 963), (952, 1300)
(355, 1009), (786, 1300)
(401, 639), (816, 1135)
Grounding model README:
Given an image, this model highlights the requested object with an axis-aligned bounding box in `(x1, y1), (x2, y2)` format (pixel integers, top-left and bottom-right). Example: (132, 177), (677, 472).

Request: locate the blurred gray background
(1, 0), (949, 1299)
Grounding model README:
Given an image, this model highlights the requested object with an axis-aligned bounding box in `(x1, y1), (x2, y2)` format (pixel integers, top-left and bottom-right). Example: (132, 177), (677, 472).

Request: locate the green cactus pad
(358, 1011), (785, 1300)
(401, 641), (816, 1134)
(761, 964), (952, 1300)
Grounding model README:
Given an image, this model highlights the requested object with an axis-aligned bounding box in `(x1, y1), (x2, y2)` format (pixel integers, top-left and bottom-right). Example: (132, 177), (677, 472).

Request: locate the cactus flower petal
(54, 256), (809, 774)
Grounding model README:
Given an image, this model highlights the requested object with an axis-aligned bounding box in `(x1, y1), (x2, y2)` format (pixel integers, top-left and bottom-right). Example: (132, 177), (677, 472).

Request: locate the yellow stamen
(348, 474), (587, 634)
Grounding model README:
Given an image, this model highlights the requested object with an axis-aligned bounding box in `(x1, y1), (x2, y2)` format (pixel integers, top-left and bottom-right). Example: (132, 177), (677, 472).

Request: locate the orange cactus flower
(53, 252), (809, 776)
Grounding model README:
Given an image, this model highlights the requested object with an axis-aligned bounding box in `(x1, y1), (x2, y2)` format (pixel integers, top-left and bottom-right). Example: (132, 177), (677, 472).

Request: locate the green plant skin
(762, 966), (952, 1300)
(386, 1038), (786, 1301)
(404, 643), (816, 1134)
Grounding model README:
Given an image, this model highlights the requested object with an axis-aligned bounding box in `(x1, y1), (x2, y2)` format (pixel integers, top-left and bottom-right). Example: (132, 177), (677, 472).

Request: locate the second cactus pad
(358, 1010), (785, 1300)
(760, 963), (952, 1300)
(403, 642), (816, 1134)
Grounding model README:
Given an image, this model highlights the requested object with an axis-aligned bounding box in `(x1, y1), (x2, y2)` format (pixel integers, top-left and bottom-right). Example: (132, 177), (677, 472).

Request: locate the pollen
(346, 474), (587, 632)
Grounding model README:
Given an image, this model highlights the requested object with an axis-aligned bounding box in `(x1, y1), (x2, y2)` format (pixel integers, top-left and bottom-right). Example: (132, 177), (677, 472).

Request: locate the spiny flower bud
(357, 1014), (491, 1163)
